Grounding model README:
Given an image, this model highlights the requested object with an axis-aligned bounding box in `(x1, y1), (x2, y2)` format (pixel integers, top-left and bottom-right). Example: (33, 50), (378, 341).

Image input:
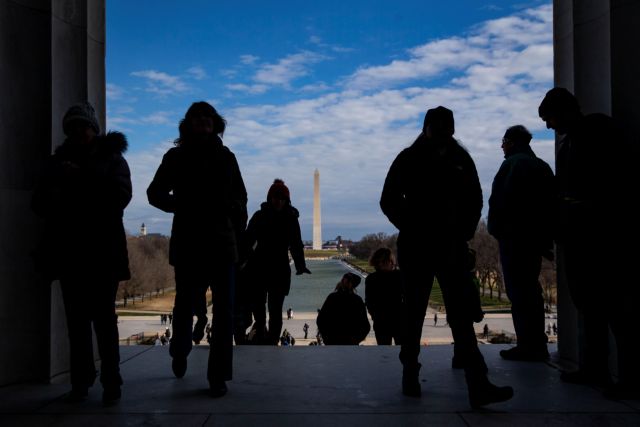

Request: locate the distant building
(140, 223), (147, 236)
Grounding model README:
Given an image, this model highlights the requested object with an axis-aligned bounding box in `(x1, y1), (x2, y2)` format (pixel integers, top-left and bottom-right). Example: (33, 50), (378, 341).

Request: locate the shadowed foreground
(1, 344), (639, 426)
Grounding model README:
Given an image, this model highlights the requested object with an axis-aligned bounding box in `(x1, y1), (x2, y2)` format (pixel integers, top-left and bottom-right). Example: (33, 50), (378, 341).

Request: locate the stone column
(0, 0), (105, 386)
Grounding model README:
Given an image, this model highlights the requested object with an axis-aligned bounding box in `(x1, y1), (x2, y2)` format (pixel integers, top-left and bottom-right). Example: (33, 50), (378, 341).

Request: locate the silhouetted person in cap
(539, 88), (640, 400)
(32, 102), (131, 405)
(381, 106), (513, 408)
(488, 125), (555, 361)
(147, 101), (247, 397)
(243, 179), (311, 345)
(317, 273), (370, 345)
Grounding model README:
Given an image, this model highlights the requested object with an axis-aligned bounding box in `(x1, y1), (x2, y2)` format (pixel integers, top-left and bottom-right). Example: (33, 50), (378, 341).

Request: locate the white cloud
(131, 70), (189, 96)
(253, 51), (328, 87)
(123, 4), (554, 240)
(240, 54), (260, 65)
(226, 83), (269, 95)
(187, 65), (207, 80)
(106, 83), (125, 101)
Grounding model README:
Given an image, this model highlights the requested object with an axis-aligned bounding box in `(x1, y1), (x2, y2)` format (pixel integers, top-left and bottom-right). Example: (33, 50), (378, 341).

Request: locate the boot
(402, 363), (422, 397)
(467, 375), (513, 408)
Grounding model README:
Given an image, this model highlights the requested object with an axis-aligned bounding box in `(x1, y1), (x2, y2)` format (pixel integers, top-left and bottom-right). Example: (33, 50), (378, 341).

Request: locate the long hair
(174, 101), (226, 146)
(369, 247), (394, 270)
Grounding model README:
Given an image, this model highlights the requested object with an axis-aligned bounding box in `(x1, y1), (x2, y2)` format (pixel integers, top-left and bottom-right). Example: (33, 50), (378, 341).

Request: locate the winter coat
(555, 113), (638, 242)
(487, 144), (555, 253)
(31, 132), (132, 281)
(365, 270), (404, 324)
(317, 290), (370, 345)
(147, 135), (247, 266)
(243, 202), (306, 295)
(380, 136), (483, 246)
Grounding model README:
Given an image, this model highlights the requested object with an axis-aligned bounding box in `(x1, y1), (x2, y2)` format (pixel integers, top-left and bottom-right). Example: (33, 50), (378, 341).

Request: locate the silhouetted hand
(296, 267), (311, 275)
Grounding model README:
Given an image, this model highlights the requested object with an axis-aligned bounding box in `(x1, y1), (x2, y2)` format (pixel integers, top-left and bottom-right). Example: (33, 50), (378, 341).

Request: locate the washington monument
(313, 169), (322, 250)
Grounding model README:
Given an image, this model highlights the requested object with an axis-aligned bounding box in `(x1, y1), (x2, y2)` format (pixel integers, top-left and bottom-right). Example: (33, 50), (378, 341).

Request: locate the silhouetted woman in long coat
(147, 101), (247, 397)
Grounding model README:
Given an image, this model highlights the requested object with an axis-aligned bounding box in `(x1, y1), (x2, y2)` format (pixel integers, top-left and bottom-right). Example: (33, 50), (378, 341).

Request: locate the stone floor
(1, 344), (638, 426)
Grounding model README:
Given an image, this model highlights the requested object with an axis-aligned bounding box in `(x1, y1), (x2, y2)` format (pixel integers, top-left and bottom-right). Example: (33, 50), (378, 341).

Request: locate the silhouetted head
(369, 247), (395, 272)
(267, 179), (290, 211)
(63, 102), (100, 142)
(175, 101), (226, 145)
(501, 125), (532, 157)
(335, 272), (362, 292)
(538, 88), (581, 134)
(423, 106), (455, 138)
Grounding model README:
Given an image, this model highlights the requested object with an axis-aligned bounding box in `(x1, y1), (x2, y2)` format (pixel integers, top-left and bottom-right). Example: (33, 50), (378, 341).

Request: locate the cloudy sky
(106, 0), (554, 241)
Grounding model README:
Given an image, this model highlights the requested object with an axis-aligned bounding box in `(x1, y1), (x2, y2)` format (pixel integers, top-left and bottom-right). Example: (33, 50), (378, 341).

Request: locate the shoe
(499, 346), (549, 362)
(451, 356), (464, 369)
(209, 381), (228, 398)
(468, 381), (514, 409)
(63, 387), (88, 403)
(603, 384), (640, 401)
(172, 357), (187, 378)
(402, 363), (422, 397)
(560, 370), (612, 388)
(102, 386), (121, 406)
(193, 321), (206, 344)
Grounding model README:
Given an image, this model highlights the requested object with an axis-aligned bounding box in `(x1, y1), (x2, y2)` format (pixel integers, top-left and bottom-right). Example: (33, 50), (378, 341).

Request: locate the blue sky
(106, 0), (554, 241)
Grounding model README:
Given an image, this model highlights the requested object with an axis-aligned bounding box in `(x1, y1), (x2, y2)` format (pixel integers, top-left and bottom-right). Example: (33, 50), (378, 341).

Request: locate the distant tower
(313, 169), (322, 250)
(140, 223), (147, 236)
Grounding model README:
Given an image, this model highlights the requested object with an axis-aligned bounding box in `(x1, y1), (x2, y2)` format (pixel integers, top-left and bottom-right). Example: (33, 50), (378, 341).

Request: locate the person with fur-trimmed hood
(31, 101), (132, 405)
(244, 179), (311, 345)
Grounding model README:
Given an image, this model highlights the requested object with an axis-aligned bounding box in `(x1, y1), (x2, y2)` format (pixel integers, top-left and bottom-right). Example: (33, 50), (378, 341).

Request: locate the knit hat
(423, 106), (455, 136)
(267, 179), (290, 201)
(62, 102), (100, 135)
(343, 272), (362, 288)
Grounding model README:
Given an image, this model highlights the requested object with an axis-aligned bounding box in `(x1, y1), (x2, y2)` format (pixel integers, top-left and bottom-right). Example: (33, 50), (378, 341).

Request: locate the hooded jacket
(31, 131), (132, 281)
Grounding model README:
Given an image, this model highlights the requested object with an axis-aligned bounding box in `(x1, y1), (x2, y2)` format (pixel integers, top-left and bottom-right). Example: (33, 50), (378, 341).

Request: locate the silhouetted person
(147, 101), (247, 398)
(303, 323), (310, 339)
(244, 179), (310, 345)
(31, 102), (131, 405)
(365, 248), (403, 345)
(488, 125), (555, 362)
(380, 106), (513, 408)
(434, 313), (438, 327)
(317, 273), (370, 345)
(539, 88), (640, 400)
(483, 324), (490, 340)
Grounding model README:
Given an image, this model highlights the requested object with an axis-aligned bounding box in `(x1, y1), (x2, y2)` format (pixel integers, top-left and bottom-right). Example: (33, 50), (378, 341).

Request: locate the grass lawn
(304, 249), (344, 258)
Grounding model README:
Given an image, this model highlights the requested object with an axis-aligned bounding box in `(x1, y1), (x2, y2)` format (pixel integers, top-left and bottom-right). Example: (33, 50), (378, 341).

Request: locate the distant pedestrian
(434, 313), (438, 327)
(317, 273), (370, 345)
(31, 102), (131, 405)
(160, 314), (165, 325)
(168, 313), (173, 325)
(303, 323), (309, 339)
(165, 327), (171, 339)
(287, 307), (293, 320)
(364, 248), (403, 345)
(552, 323), (557, 336)
(483, 324), (490, 340)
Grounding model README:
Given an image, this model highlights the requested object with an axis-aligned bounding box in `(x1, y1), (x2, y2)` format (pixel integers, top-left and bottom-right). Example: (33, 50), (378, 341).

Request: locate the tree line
(347, 221), (557, 307)
(118, 235), (174, 307)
